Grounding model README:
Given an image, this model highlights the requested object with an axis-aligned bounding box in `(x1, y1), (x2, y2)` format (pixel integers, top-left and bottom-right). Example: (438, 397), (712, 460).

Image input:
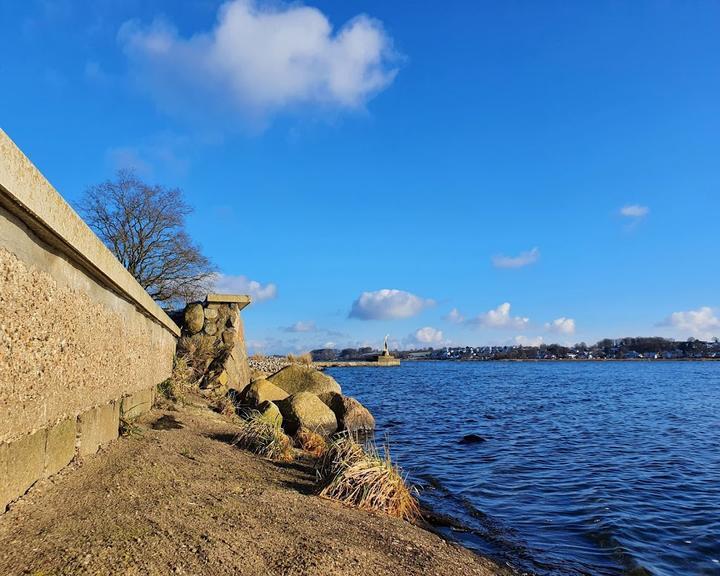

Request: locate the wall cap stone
(0, 129), (180, 336)
(205, 293), (251, 310)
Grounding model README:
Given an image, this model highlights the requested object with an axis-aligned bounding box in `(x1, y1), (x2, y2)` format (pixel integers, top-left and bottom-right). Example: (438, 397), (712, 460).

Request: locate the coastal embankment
(0, 396), (510, 576)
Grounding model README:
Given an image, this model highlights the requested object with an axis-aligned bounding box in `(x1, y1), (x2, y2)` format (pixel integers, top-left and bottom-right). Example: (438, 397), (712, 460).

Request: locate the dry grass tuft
(294, 427), (328, 458)
(178, 336), (223, 384)
(119, 414), (142, 438)
(234, 411), (294, 462)
(297, 352), (313, 366)
(286, 352), (313, 365)
(211, 394), (237, 418)
(156, 355), (192, 404)
(318, 435), (420, 522)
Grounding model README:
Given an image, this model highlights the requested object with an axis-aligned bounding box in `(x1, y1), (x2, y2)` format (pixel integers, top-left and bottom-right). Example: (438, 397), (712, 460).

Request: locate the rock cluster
(177, 300), (250, 392)
(247, 356), (290, 377)
(237, 364), (375, 437)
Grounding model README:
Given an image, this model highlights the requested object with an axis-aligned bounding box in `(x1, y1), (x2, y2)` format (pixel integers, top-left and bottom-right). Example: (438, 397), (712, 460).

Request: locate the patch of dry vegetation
(286, 352), (313, 365)
(119, 414), (142, 438)
(233, 411), (294, 462)
(157, 355), (194, 404)
(318, 435), (420, 522)
(211, 394), (237, 418)
(294, 427), (328, 458)
(179, 336), (224, 384)
(297, 352), (313, 365)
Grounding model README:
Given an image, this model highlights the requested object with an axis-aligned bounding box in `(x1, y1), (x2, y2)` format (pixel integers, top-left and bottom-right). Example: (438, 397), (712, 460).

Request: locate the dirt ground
(0, 398), (511, 576)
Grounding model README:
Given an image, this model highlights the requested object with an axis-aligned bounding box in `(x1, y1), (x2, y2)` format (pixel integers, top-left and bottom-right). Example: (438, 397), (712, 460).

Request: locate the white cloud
(492, 247), (540, 269)
(468, 302), (529, 330)
(119, 0), (398, 123)
(212, 273), (277, 302)
(515, 335), (543, 347)
(349, 289), (434, 320)
(544, 317), (576, 335)
(660, 306), (720, 340)
(283, 321), (317, 333)
(412, 326), (444, 344)
(620, 204), (649, 218)
(445, 307), (465, 324)
(105, 132), (191, 178)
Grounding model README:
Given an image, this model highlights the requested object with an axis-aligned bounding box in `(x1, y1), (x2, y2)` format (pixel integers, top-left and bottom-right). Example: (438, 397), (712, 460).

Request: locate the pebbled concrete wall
(0, 130), (179, 511)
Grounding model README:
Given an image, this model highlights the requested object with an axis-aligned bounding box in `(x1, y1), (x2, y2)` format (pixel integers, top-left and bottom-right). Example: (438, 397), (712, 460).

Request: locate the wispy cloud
(467, 302), (529, 330)
(282, 321), (317, 333)
(659, 306), (720, 340)
(492, 247), (540, 269)
(620, 204), (649, 218)
(212, 273), (277, 302)
(105, 132), (191, 178)
(119, 0), (399, 126)
(349, 289), (434, 320)
(544, 317), (576, 335)
(515, 335), (543, 347)
(444, 307), (465, 324)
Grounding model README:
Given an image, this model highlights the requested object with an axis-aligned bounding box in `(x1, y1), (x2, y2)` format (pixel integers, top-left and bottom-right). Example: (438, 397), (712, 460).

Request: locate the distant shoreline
(316, 358), (720, 367)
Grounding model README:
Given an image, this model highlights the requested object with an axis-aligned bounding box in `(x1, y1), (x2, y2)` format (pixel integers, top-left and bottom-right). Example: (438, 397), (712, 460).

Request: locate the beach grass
(294, 427), (328, 458)
(318, 434), (420, 522)
(233, 410), (294, 461)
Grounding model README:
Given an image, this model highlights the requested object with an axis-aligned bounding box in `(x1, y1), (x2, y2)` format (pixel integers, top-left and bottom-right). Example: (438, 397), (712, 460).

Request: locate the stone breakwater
(248, 356), (291, 377)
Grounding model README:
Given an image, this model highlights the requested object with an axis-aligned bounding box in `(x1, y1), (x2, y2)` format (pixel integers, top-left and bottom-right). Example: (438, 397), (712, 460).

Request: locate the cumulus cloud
(283, 321), (317, 333)
(659, 306), (720, 339)
(349, 289), (435, 320)
(515, 335), (543, 347)
(445, 307), (465, 324)
(119, 0), (398, 123)
(467, 302), (529, 330)
(544, 317), (576, 335)
(492, 247), (540, 269)
(212, 273), (277, 302)
(411, 326), (444, 345)
(620, 204), (649, 218)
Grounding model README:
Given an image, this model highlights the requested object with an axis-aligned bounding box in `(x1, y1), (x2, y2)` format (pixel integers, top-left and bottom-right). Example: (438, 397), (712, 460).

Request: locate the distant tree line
(312, 337), (720, 362)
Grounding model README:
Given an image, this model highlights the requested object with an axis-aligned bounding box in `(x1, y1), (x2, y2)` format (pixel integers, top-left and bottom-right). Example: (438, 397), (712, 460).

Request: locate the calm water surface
(326, 362), (720, 576)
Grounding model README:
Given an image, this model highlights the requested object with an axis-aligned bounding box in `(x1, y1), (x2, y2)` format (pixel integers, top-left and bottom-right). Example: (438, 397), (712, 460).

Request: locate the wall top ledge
(205, 294), (251, 310)
(0, 129), (180, 336)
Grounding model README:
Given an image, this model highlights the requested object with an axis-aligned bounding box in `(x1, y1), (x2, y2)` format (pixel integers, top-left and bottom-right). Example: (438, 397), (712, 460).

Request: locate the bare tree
(78, 170), (216, 305)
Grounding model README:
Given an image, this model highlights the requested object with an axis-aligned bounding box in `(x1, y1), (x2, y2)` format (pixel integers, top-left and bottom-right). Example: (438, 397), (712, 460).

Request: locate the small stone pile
(178, 299), (250, 392)
(237, 364), (375, 437)
(247, 356), (290, 378)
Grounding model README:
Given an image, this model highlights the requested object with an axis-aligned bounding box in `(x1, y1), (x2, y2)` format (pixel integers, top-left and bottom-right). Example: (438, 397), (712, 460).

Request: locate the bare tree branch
(77, 170), (216, 306)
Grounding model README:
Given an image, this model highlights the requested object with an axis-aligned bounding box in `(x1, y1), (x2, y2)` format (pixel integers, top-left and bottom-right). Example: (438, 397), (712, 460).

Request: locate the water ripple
(327, 361), (720, 576)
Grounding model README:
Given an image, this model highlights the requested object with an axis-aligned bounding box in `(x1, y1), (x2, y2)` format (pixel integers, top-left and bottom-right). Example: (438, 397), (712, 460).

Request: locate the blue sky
(2, 0), (720, 352)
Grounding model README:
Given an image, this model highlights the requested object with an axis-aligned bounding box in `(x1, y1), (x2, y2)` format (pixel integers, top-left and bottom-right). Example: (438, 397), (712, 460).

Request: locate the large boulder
(318, 392), (375, 432)
(184, 303), (205, 334)
(268, 365), (341, 396)
(277, 392), (337, 436)
(256, 401), (283, 427)
(244, 378), (289, 407)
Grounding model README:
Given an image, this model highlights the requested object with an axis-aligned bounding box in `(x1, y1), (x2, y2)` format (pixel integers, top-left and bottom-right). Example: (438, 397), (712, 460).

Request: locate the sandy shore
(0, 398), (510, 576)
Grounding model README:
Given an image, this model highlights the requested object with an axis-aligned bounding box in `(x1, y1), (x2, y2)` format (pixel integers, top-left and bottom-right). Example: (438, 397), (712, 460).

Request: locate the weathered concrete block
(77, 402), (119, 456)
(44, 417), (76, 477)
(1, 430), (45, 509)
(121, 388), (154, 420)
(0, 442), (9, 511)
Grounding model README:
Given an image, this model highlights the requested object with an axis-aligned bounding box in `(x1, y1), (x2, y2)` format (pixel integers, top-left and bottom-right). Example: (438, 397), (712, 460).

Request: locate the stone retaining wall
(0, 130), (179, 511)
(177, 295), (251, 393)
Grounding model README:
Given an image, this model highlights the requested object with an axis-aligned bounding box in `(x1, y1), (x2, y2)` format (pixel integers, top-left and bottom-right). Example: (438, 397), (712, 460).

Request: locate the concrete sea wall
(0, 130), (180, 511)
